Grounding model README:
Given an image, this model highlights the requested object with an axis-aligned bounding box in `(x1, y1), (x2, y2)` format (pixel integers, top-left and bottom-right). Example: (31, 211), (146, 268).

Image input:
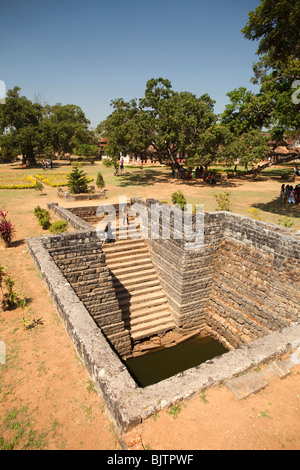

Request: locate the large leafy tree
(0, 86), (43, 164)
(41, 103), (98, 157)
(241, 0), (300, 67)
(97, 78), (218, 170)
(221, 0), (300, 173)
(0, 88), (98, 165)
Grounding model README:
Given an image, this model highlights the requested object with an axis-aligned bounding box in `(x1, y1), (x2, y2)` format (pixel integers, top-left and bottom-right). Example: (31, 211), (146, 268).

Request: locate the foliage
(171, 191), (187, 210)
(0, 175), (36, 189)
(22, 317), (43, 330)
(220, 0), (300, 176)
(72, 143), (99, 157)
(95, 172), (105, 189)
(0, 86), (43, 165)
(40, 103), (98, 157)
(34, 179), (44, 194)
(241, 0), (300, 67)
(97, 78), (217, 169)
(49, 220), (68, 233)
(248, 208), (262, 220)
(221, 130), (269, 169)
(2, 275), (27, 311)
(34, 172), (92, 187)
(0, 87), (98, 165)
(0, 264), (6, 297)
(67, 163), (90, 194)
(0, 209), (16, 246)
(278, 216), (295, 228)
(213, 192), (232, 212)
(34, 206), (51, 230)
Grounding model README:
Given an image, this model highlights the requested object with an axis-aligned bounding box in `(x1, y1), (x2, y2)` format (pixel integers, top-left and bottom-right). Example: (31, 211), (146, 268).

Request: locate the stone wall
(46, 201), (300, 352)
(128, 199), (300, 347)
(57, 187), (106, 201)
(41, 230), (132, 356)
(207, 214), (300, 349)
(130, 198), (225, 334)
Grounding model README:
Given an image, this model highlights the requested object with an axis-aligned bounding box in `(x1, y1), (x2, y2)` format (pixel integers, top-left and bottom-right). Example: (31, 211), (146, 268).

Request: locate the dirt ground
(0, 164), (300, 450)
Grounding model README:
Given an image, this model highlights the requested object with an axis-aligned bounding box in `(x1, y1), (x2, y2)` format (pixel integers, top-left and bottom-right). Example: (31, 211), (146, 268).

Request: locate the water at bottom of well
(125, 335), (228, 388)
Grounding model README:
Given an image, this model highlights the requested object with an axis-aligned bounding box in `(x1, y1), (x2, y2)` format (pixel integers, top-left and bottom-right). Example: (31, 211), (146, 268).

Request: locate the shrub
(2, 275), (27, 311)
(67, 164), (90, 194)
(0, 209), (16, 247)
(96, 172), (105, 189)
(213, 192), (231, 212)
(34, 206), (51, 230)
(278, 216), (295, 228)
(49, 220), (68, 233)
(34, 179), (44, 194)
(171, 191), (187, 210)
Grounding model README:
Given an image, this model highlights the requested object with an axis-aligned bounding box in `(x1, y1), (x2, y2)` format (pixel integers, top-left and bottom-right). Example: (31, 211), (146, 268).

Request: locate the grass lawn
(0, 159), (299, 230)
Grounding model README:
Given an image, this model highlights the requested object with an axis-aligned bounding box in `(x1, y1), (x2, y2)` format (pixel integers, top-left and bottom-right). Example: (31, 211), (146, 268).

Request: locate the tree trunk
(241, 151), (300, 177)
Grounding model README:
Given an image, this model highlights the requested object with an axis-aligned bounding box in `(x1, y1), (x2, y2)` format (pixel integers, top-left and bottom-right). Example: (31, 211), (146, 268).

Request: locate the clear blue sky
(0, 0), (261, 128)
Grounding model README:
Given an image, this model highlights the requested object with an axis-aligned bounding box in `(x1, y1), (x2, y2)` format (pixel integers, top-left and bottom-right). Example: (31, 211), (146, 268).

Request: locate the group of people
(280, 184), (300, 204)
(42, 159), (53, 170)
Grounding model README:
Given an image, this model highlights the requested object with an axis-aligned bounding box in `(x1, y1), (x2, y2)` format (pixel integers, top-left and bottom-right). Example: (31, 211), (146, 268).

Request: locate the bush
(96, 172), (105, 189)
(171, 191), (187, 210)
(34, 206), (51, 230)
(49, 220), (68, 233)
(34, 179), (44, 194)
(213, 192), (231, 212)
(2, 275), (27, 311)
(67, 163), (90, 194)
(0, 209), (16, 247)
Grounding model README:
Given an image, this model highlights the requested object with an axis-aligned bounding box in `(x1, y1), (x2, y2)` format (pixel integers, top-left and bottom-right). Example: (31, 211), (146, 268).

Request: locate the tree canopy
(98, 77), (221, 169)
(0, 87), (98, 165)
(221, 0), (300, 173)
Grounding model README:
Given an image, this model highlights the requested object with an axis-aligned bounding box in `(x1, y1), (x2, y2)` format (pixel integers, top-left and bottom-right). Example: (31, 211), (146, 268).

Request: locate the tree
(67, 164), (89, 194)
(221, 0), (300, 174)
(41, 103), (97, 157)
(0, 87), (43, 165)
(97, 78), (217, 170)
(0, 88), (99, 165)
(186, 124), (233, 172)
(221, 130), (269, 171)
(96, 172), (105, 189)
(241, 0), (300, 67)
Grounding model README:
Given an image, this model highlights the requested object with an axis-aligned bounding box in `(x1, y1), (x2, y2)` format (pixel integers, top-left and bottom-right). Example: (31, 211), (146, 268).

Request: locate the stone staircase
(102, 220), (176, 343)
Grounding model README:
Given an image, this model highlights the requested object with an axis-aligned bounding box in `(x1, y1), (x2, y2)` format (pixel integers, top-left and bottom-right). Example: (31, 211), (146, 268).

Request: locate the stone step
(110, 266), (157, 282)
(122, 302), (171, 320)
(113, 279), (161, 295)
(126, 310), (173, 328)
(107, 253), (151, 268)
(103, 240), (146, 253)
(123, 296), (169, 314)
(131, 320), (175, 342)
(105, 251), (150, 264)
(116, 284), (162, 301)
(108, 261), (154, 277)
(118, 289), (166, 307)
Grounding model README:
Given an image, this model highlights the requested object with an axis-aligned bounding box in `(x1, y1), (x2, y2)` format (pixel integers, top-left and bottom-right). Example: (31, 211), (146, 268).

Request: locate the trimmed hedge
(0, 176), (36, 189)
(34, 173), (93, 187)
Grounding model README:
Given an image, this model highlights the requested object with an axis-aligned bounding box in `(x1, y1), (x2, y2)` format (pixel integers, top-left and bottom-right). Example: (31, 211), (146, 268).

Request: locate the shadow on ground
(252, 198), (300, 219)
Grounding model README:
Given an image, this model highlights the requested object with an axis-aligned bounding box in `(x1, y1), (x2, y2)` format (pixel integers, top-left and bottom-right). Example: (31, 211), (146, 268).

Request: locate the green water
(125, 335), (228, 388)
